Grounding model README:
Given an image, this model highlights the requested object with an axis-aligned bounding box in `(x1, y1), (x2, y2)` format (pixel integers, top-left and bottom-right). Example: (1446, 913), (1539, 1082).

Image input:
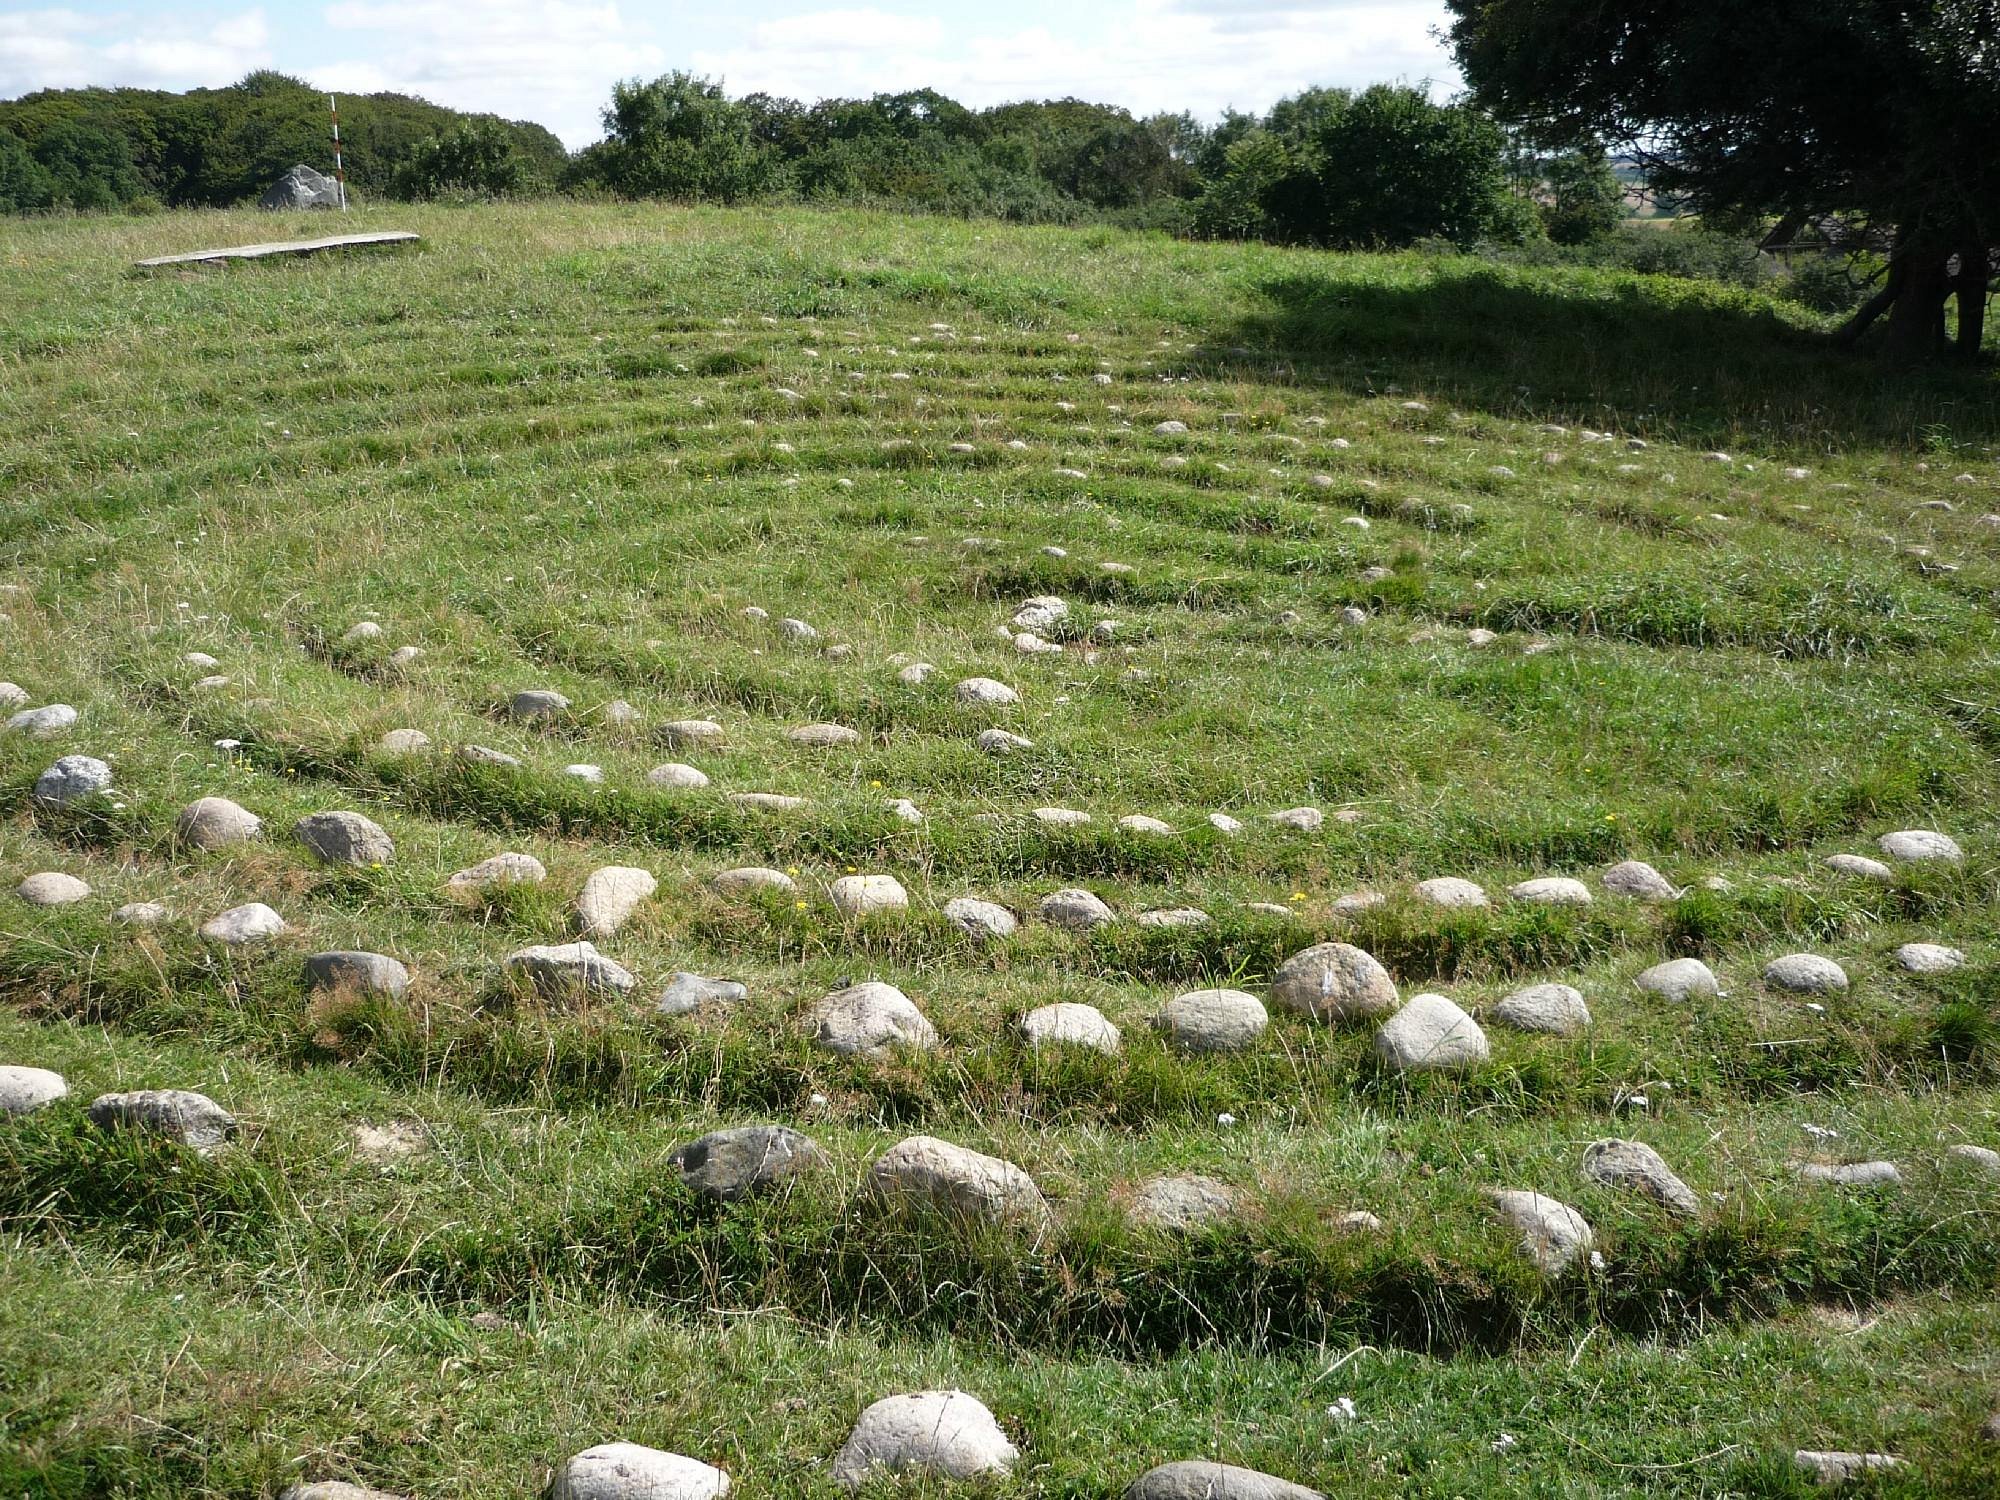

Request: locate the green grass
(2, 200), (1999, 1497)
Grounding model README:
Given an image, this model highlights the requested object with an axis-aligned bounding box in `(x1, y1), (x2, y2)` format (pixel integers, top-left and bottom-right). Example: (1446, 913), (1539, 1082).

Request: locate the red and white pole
(328, 95), (348, 211)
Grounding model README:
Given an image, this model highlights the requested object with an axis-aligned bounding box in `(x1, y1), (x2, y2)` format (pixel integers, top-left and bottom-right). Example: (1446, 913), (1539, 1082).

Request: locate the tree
(31, 120), (142, 209)
(1536, 144), (1624, 246)
(0, 131), (54, 212)
(394, 119), (530, 199)
(1315, 85), (1514, 247)
(1444, 1), (2000, 361)
(591, 73), (772, 202)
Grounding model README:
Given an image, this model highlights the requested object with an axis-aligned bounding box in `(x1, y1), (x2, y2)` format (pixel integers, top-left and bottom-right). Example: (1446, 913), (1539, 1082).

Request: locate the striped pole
(328, 95), (348, 211)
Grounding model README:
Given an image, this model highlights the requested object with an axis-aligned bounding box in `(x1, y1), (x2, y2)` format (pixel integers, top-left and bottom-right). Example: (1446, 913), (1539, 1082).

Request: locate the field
(2, 200), (1999, 1498)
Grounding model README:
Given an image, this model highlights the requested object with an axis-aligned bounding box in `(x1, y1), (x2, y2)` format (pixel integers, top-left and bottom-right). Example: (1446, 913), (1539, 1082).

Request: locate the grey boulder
(1155, 989), (1268, 1054)
(1634, 957), (1718, 1002)
(1763, 953), (1848, 994)
(295, 810), (394, 866)
(1124, 1462), (1323, 1500)
(576, 866), (657, 937)
(832, 1390), (1017, 1488)
(88, 1089), (237, 1152)
(1600, 860), (1680, 901)
(1128, 1174), (1238, 1231)
(258, 164), (342, 210)
(943, 897), (1016, 940)
(1486, 1188), (1595, 1274)
(200, 902), (288, 944)
(811, 981), (937, 1055)
(1041, 888), (1115, 930)
(504, 942), (635, 998)
(6, 703), (78, 737)
(176, 796), (263, 849)
(656, 972), (748, 1016)
(304, 951), (410, 999)
(550, 1443), (730, 1500)
(0, 1064), (67, 1115)
(1373, 993), (1488, 1072)
(1492, 983), (1591, 1035)
(1268, 942), (1397, 1020)
(868, 1136), (1048, 1225)
(1019, 1002), (1121, 1055)
(670, 1124), (826, 1201)
(1877, 830), (1962, 864)
(1582, 1139), (1700, 1216)
(32, 754), (112, 806)
(18, 871), (89, 906)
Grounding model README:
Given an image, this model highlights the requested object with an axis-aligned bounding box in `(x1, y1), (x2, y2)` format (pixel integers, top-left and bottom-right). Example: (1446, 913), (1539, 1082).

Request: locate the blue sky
(0, 2), (1458, 148)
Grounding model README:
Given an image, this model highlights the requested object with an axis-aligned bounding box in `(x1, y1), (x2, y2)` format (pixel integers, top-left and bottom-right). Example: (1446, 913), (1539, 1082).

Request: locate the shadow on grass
(1225, 260), (2000, 453)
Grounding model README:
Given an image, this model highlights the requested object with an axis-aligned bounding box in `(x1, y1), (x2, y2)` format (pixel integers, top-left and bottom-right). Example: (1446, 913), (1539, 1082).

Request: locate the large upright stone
(32, 755), (112, 807)
(550, 1443), (730, 1500)
(867, 1136), (1049, 1225)
(1373, 993), (1488, 1072)
(1269, 942), (1397, 1020)
(670, 1125), (826, 1201)
(1582, 1139), (1700, 1216)
(258, 164), (341, 210)
(832, 1391), (1018, 1489)
(0, 1065), (67, 1115)
(1486, 1189), (1595, 1274)
(810, 981), (937, 1055)
(295, 810), (394, 866)
(1125, 1463), (1323, 1500)
(576, 866), (657, 937)
(88, 1089), (237, 1152)
(177, 797), (262, 849)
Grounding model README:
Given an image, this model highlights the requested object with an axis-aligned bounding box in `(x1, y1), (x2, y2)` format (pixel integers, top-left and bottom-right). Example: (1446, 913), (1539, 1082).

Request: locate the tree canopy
(1444, 0), (2000, 359)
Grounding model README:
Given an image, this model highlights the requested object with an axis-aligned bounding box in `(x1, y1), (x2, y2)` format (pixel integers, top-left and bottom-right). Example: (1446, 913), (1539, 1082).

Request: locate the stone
(1878, 829), (1962, 864)
(304, 951), (410, 999)
(1824, 853), (1894, 882)
(1582, 1138), (1699, 1215)
(340, 622), (383, 645)
(551, 1443), (730, 1500)
(954, 676), (1020, 707)
(1011, 596), (1069, 633)
(811, 981), (937, 1055)
(779, 617), (819, 641)
(458, 744), (521, 767)
(1763, 953), (1848, 994)
(565, 764), (604, 783)
(599, 699), (639, 725)
(832, 1391), (1018, 1488)
(660, 719), (726, 747)
(1332, 1210), (1385, 1236)
(1156, 989), (1268, 1053)
(505, 942), (635, 999)
(88, 1089), (237, 1152)
(897, 662), (935, 685)
(1125, 1463), (1322, 1500)
(831, 874), (909, 917)
(0, 682), (25, 707)
(647, 762), (710, 789)
(1894, 942), (1964, 973)
(712, 866), (796, 895)
(377, 729), (430, 755)
(655, 972), (748, 1015)
(1034, 807), (1091, 828)
(787, 722), (862, 747)
(729, 792), (807, 813)
(1493, 983), (1591, 1035)
(1245, 902), (1295, 917)
(1013, 630), (1062, 655)
(944, 897), (1016, 940)
(1329, 891), (1386, 916)
(1153, 420), (1188, 435)
(32, 754), (112, 806)
(1509, 876), (1593, 906)
(670, 1125), (826, 1201)
(1041, 888), (1115, 929)
(18, 871), (89, 906)
(1340, 606), (1369, 626)
(191, 675), (230, 691)
(1270, 942), (1398, 1021)
(7, 703), (77, 737)
(0, 1064), (67, 1115)
(176, 796), (263, 850)
(113, 901), (169, 926)
(1486, 1189), (1595, 1274)
(884, 797), (924, 825)
(1019, 1002), (1121, 1054)
(1136, 907), (1210, 929)
(1946, 1143), (2000, 1175)
(1208, 812), (1244, 835)
(257, 163), (341, 210)
(1634, 957), (1719, 1002)
(1267, 806), (1323, 832)
(868, 1137), (1047, 1225)
(1129, 1174), (1237, 1231)
(978, 728), (1035, 755)
(1795, 1160), (1901, 1187)
(447, 852), (546, 893)
(1792, 1451), (1900, 1486)
(295, 810), (394, 866)
(199, 903), (287, 943)
(509, 689), (571, 720)
(1374, 993), (1489, 1072)
(577, 866), (657, 937)
(1117, 814), (1175, 836)
(1414, 877), (1488, 908)
(386, 646), (423, 670)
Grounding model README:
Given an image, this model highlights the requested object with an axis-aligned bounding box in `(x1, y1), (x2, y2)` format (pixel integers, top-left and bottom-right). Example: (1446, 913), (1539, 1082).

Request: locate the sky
(0, 1), (1460, 148)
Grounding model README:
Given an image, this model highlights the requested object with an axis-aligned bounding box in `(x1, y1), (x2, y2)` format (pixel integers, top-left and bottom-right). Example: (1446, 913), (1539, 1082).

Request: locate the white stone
(1034, 807), (1091, 828)
(711, 867), (795, 895)
(1599, 860), (1680, 900)
(1136, 907), (1209, 929)
(1509, 877), (1592, 906)
(1041, 888), (1115, 929)
(377, 729), (430, 755)
(19, 871), (89, 906)
(551, 1443), (730, 1500)
(1634, 957), (1718, 1001)
(831, 1391), (1018, 1488)
(1763, 953), (1848, 994)
(867, 1138), (1048, 1226)
(787, 722), (861, 748)
(1156, 989), (1268, 1053)
(1267, 806), (1323, 832)
(447, 852), (546, 892)
(944, 897), (1016, 940)
(340, 622), (383, 645)
(811, 981), (937, 1055)
(0, 1065), (67, 1115)
(200, 902), (287, 943)
(89, 1089), (237, 1152)
(112, 901), (169, 926)
(175, 796), (263, 849)
(897, 662), (935, 685)
(1493, 983), (1591, 1035)
(831, 874), (909, 917)
(32, 754), (112, 806)
(954, 677), (1019, 706)
(1208, 812), (1243, 835)
(1582, 1138), (1700, 1215)
(728, 792), (807, 813)
(978, 728), (1034, 755)
(1374, 992), (1489, 1072)
(1486, 1189), (1594, 1274)
(647, 763), (709, 788)
(1895, 942), (1965, 973)
(1415, 877), (1488, 909)
(1125, 1462), (1322, 1500)
(1795, 1160), (1901, 1187)
(1792, 1452), (1900, 1487)
(1153, 421), (1188, 435)
(659, 719), (725, 747)
(576, 866), (657, 937)
(565, 763), (604, 782)
(1824, 853), (1894, 881)
(1878, 829), (1962, 863)
(1118, 814), (1174, 835)
(505, 941), (635, 998)
(1270, 942), (1398, 1020)
(884, 797), (924, 824)
(7, 703), (77, 738)
(1019, 1002), (1120, 1054)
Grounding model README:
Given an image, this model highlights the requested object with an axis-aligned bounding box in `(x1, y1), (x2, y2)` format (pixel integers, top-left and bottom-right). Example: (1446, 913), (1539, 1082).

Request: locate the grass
(1, 199), (1998, 1496)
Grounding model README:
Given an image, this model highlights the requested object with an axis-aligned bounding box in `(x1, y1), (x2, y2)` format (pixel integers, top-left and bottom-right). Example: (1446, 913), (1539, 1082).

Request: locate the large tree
(1444, 1), (2000, 360)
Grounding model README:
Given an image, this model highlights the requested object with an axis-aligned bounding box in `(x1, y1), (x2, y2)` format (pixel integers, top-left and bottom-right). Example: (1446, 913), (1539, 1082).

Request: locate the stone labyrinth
(3, 215), (1998, 1495)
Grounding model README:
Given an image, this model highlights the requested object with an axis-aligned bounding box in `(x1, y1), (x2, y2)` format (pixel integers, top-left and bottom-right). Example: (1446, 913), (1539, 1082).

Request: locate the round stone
(831, 1390), (1018, 1489)
(176, 797), (262, 850)
(7, 703), (78, 738)
(831, 874), (910, 917)
(0, 1064), (68, 1115)
(1486, 1189), (1594, 1274)
(377, 729), (430, 755)
(1126, 1465), (1321, 1500)
(1128, 1174), (1237, 1231)
(1582, 1138), (1699, 1216)
(884, 797), (923, 824)
(1492, 983), (1591, 1035)
(341, 622), (384, 644)
(897, 662), (935, 685)
(564, 763), (604, 783)
(1019, 1002), (1121, 1054)
(551, 1443), (730, 1500)
(447, 852), (546, 892)
(1267, 806), (1323, 832)
(1763, 953), (1849, 994)
(810, 981), (937, 1055)
(112, 901), (169, 926)
(1033, 806), (1090, 828)
(304, 951), (411, 999)
(504, 941), (635, 998)
(1135, 907), (1209, 929)
(295, 810), (395, 866)
(728, 792), (807, 813)
(1795, 1160), (1902, 1187)
(576, 866), (658, 937)
(867, 1137), (1048, 1227)
(1270, 942), (1398, 1021)
(1824, 853), (1894, 881)
(788, 722), (862, 747)
(508, 689), (570, 721)
(647, 762), (710, 789)
(1208, 812), (1244, 834)
(1373, 993), (1489, 1072)
(1415, 877), (1488, 908)
(1878, 830), (1962, 864)
(88, 1089), (237, 1152)
(711, 866), (796, 895)
(1117, 814), (1175, 836)
(670, 1125), (826, 1202)
(1040, 888), (1115, 929)
(656, 972), (748, 1016)
(978, 728), (1035, 755)
(1155, 989), (1268, 1053)
(1152, 420), (1188, 435)
(954, 677), (1020, 706)
(18, 871), (90, 906)
(944, 897), (1016, 940)
(1895, 942), (1965, 973)
(459, 744), (521, 767)
(1634, 957), (1719, 1002)
(779, 617), (818, 641)
(1010, 596), (1069, 633)
(659, 719), (725, 747)
(1509, 876), (1592, 906)
(32, 754), (112, 806)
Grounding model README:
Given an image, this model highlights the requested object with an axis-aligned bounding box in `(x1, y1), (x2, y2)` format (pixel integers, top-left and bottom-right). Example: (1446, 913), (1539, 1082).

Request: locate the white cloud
(0, 7), (273, 98)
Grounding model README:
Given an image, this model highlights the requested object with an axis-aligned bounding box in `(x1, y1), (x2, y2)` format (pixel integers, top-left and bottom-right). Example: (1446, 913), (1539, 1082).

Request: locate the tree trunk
(1884, 248), (1953, 364)
(1834, 261), (1903, 346)
(1956, 242), (1990, 362)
